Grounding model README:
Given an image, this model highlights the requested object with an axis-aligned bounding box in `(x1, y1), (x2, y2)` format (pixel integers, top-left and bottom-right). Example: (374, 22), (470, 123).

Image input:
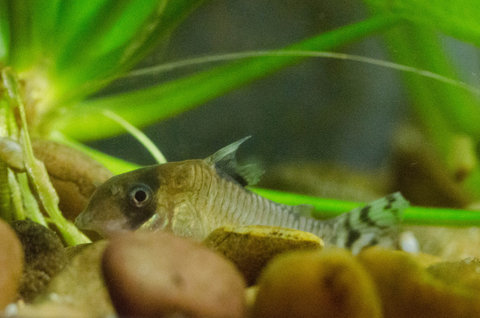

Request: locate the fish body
(75, 138), (408, 253)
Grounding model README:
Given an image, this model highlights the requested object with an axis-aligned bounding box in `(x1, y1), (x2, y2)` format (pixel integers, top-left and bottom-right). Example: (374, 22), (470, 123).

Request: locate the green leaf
(52, 15), (402, 141)
(53, 0), (166, 75)
(117, 0), (207, 72)
(0, 0), (9, 63)
(366, 0), (480, 48)
(49, 0), (204, 104)
(4, 0), (35, 70)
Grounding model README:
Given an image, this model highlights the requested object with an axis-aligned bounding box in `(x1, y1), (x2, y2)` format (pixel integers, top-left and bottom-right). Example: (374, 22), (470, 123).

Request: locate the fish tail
(326, 192), (409, 254)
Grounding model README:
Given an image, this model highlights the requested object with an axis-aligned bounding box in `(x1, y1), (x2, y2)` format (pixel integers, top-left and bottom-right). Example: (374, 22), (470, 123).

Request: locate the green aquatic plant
(1, 0), (480, 245)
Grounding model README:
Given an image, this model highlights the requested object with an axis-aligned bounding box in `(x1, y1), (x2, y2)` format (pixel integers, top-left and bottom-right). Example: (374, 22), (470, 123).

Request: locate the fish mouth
(74, 211), (87, 229)
(74, 210), (130, 238)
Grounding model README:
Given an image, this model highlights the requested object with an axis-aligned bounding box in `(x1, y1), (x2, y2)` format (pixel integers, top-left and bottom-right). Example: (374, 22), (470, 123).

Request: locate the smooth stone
(102, 231), (246, 318)
(427, 257), (480, 291)
(253, 248), (381, 318)
(11, 303), (89, 318)
(358, 247), (480, 318)
(35, 240), (114, 317)
(204, 225), (323, 285)
(10, 219), (67, 302)
(0, 219), (23, 310)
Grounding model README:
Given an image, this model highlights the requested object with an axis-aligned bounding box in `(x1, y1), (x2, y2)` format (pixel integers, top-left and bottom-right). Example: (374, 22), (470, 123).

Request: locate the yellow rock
(252, 248), (382, 318)
(427, 257), (480, 293)
(204, 225), (323, 285)
(357, 247), (480, 318)
(0, 220), (23, 310)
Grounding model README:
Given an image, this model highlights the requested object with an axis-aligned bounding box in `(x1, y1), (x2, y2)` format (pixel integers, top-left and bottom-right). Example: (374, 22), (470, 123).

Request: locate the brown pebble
(427, 257), (480, 292)
(358, 247), (480, 318)
(15, 303), (89, 318)
(204, 225), (323, 285)
(253, 248), (381, 318)
(102, 231), (246, 318)
(32, 139), (112, 220)
(36, 241), (114, 318)
(0, 219), (23, 310)
(10, 219), (67, 302)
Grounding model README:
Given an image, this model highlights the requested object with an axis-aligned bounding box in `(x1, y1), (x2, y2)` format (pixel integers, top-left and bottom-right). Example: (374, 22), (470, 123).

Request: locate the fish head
(75, 165), (163, 238)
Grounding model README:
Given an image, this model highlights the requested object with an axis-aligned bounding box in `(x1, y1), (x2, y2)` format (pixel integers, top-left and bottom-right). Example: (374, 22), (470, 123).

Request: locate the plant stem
(1, 69), (90, 245)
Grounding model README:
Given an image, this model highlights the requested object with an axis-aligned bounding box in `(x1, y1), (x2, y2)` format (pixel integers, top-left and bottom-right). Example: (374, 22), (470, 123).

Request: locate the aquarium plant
(1, 0), (480, 245)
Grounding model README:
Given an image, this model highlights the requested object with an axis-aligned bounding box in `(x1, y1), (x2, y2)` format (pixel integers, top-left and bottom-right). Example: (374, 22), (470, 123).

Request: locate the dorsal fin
(206, 136), (264, 186)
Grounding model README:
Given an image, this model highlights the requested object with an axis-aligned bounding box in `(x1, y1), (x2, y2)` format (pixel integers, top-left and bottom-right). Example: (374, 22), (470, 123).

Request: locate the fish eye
(129, 184), (152, 208)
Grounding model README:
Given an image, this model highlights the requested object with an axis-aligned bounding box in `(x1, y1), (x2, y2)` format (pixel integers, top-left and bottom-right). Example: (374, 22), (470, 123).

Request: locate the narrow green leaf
(50, 0), (113, 59)
(8, 169), (24, 220)
(117, 0), (207, 72)
(53, 15), (402, 140)
(0, 0), (9, 62)
(3, 0), (62, 69)
(29, 0), (62, 59)
(102, 110), (167, 164)
(367, 0), (480, 48)
(251, 187), (480, 227)
(54, 0), (165, 72)
(0, 162), (11, 221)
(6, 0), (34, 70)
(49, 0), (204, 104)
(17, 172), (47, 226)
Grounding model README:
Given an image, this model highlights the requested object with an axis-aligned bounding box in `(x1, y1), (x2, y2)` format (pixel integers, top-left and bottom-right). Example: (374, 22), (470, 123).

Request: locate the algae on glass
(0, 0), (480, 245)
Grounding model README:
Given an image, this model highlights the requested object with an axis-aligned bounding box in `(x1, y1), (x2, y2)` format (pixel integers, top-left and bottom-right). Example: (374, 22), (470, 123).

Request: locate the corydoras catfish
(75, 137), (408, 254)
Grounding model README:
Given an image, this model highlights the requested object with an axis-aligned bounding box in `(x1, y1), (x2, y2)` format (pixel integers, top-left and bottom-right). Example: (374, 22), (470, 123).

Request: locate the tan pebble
(15, 303), (89, 318)
(0, 219), (23, 310)
(204, 225), (323, 285)
(102, 231), (246, 318)
(35, 241), (114, 317)
(253, 248), (381, 318)
(357, 247), (480, 318)
(427, 257), (480, 293)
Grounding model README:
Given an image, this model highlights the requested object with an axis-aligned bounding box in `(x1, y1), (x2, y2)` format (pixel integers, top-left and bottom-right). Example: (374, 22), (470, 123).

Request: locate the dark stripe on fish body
(343, 214), (351, 231)
(367, 238), (378, 247)
(384, 194), (397, 210)
(345, 229), (361, 248)
(359, 206), (377, 227)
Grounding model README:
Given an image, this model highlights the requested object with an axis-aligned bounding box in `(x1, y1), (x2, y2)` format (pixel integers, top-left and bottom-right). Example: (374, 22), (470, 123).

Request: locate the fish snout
(74, 211), (90, 230)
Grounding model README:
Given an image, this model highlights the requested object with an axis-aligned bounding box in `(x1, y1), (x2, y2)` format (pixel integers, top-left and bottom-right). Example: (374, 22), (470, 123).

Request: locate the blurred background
(90, 0), (480, 203)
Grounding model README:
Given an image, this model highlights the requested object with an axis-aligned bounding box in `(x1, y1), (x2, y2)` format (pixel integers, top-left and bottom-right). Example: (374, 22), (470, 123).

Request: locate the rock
(204, 225), (323, 285)
(10, 220), (67, 302)
(253, 248), (381, 318)
(35, 241), (114, 317)
(427, 257), (480, 292)
(102, 231), (246, 318)
(0, 219), (23, 310)
(357, 247), (480, 318)
(32, 139), (112, 220)
(11, 303), (89, 318)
